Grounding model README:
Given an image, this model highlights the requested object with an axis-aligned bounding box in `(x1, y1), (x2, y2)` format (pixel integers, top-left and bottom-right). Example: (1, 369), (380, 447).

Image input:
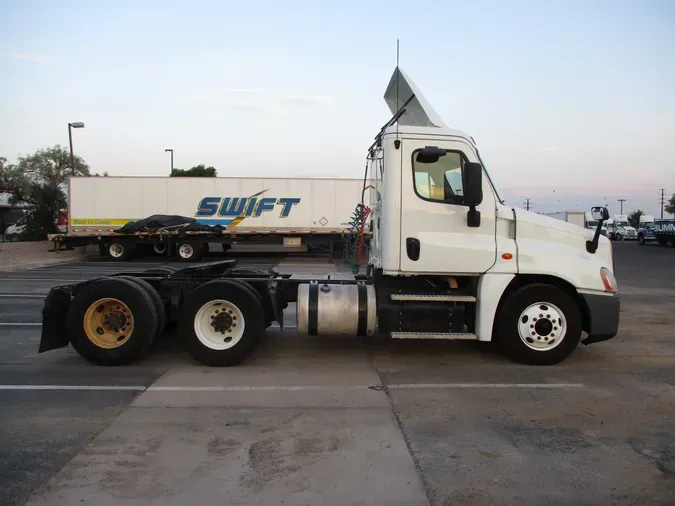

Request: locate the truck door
(399, 138), (497, 274)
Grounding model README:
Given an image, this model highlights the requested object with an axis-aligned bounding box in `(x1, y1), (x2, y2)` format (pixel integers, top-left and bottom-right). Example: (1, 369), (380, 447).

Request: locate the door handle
(406, 238), (420, 261)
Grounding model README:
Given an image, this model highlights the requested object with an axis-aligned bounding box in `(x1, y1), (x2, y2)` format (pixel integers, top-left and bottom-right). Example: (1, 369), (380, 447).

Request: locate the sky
(2, 0), (674, 216)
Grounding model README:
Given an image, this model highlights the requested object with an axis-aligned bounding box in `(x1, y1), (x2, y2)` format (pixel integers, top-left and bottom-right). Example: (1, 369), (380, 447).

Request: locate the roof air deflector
(383, 67), (447, 128)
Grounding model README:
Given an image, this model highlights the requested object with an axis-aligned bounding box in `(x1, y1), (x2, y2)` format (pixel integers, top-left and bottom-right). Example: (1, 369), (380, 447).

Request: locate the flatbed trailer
(49, 176), (371, 261)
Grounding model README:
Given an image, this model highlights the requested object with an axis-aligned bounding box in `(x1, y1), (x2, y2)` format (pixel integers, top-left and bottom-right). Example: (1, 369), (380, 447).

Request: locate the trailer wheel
(66, 277), (158, 365)
(496, 283), (582, 366)
(176, 241), (204, 262)
(115, 276), (166, 340)
(153, 243), (168, 255)
(179, 279), (265, 366)
(107, 241), (133, 261)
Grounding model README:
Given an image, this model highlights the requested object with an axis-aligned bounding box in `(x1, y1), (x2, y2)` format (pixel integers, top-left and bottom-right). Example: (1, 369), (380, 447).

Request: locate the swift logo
(195, 189), (301, 226)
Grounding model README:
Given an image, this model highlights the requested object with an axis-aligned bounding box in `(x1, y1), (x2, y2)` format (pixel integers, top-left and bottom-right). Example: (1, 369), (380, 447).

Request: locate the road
(1, 243), (674, 505)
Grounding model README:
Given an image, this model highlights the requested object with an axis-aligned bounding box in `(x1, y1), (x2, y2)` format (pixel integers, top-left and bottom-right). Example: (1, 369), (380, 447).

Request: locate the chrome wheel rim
(193, 299), (245, 350)
(517, 302), (567, 351)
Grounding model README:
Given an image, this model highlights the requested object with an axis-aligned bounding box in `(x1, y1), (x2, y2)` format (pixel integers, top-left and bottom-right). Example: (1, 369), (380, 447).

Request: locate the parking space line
(0, 383), (585, 392)
(0, 322), (297, 328)
(388, 383), (585, 389)
(0, 294), (45, 298)
(0, 385), (146, 391)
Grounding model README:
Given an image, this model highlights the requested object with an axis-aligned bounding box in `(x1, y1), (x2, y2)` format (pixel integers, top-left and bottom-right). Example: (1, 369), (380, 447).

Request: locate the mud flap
(39, 288), (72, 352)
(267, 279), (286, 331)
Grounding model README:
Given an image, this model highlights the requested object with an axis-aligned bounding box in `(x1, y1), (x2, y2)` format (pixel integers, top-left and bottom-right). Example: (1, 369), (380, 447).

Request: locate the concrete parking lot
(1, 243), (674, 506)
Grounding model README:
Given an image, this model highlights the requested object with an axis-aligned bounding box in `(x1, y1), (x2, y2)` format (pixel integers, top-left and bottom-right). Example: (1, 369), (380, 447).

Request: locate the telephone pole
(524, 198), (532, 211)
(617, 198), (626, 214)
(659, 189), (667, 219)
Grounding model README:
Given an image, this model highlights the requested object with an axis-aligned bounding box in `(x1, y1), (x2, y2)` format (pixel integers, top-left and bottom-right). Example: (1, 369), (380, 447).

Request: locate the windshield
(616, 221), (630, 227)
(587, 220), (598, 227)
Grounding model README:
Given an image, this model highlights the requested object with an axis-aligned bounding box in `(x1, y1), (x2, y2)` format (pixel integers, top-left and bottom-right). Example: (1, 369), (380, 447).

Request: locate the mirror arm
(586, 218), (604, 254)
(467, 205), (481, 228)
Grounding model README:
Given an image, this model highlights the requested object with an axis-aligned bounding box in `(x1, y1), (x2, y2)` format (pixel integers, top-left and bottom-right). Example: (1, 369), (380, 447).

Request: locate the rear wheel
(108, 241), (133, 261)
(66, 277), (158, 365)
(115, 276), (166, 340)
(153, 243), (168, 255)
(496, 283), (582, 365)
(179, 279), (265, 366)
(176, 241), (204, 262)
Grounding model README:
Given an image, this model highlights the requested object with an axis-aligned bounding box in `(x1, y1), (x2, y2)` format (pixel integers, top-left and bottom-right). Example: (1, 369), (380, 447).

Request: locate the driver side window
(412, 150), (466, 205)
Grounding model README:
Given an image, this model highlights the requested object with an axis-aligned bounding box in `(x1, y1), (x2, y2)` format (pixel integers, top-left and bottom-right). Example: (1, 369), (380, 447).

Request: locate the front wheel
(637, 234), (645, 245)
(496, 284), (582, 365)
(615, 233), (622, 241)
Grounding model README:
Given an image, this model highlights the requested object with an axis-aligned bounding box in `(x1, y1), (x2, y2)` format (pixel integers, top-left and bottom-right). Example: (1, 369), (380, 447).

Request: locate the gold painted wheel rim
(83, 298), (134, 349)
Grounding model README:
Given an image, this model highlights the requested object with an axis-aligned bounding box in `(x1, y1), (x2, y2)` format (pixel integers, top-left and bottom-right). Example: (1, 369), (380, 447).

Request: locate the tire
(230, 279), (273, 328)
(66, 277), (158, 365)
(153, 243), (168, 255)
(107, 241), (133, 261)
(179, 279), (265, 366)
(637, 234), (645, 245)
(667, 238), (675, 247)
(615, 233), (622, 241)
(115, 276), (166, 339)
(176, 241), (204, 262)
(496, 283), (582, 366)
(226, 268), (273, 327)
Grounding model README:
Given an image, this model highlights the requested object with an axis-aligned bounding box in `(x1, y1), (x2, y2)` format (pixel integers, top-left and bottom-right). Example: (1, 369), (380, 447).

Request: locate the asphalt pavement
(0, 244), (674, 506)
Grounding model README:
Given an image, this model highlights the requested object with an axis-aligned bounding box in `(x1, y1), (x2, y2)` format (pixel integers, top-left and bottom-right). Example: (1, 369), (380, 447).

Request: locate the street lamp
(165, 148), (174, 174)
(68, 122), (85, 175)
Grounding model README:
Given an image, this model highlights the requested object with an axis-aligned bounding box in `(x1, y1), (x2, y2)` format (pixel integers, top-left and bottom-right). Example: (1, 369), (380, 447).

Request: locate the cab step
(390, 294), (476, 302)
(391, 332), (477, 340)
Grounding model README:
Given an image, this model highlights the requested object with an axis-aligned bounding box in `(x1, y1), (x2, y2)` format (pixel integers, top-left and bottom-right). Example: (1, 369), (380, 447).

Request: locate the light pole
(68, 122), (85, 175)
(165, 149), (174, 174)
(617, 198), (626, 214)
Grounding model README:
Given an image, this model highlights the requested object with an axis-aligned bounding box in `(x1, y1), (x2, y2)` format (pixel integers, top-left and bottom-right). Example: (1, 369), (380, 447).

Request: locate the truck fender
(475, 274), (514, 341)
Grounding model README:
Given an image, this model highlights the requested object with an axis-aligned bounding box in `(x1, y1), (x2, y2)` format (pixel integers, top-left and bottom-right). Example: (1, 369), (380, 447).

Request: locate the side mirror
(462, 162), (483, 206)
(586, 206), (610, 254)
(591, 206), (609, 221)
(415, 147), (446, 164)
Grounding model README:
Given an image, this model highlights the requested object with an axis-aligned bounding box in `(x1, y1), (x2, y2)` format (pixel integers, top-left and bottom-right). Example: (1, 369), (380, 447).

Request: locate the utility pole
(617, 198), (626, 214)
(659, 189), (667, 219)
(524, 198), (532, 211)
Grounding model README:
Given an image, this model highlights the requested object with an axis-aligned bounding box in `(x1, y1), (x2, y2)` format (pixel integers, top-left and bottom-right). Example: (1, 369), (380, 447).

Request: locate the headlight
(600, 267), (618, 293)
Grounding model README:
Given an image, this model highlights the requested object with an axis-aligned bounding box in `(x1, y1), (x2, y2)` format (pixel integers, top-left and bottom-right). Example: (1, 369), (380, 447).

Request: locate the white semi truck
(39, 67), (620, 367)
(606, 214), (637, 241)
(49, 177), (370, 261)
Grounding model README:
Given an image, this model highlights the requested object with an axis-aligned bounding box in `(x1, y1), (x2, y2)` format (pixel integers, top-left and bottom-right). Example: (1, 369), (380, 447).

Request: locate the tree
(171, 164), (217, 177)
(627, 209), (644, 229)
(666, 194), (675, 217)
(0, 146), (90, 239)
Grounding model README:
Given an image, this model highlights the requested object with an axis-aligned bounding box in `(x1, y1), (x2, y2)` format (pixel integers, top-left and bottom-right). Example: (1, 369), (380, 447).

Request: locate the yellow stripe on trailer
(70, 218), (133, 226)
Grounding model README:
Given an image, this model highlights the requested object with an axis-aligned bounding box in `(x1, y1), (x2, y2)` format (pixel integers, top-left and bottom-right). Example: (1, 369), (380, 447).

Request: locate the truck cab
(366, 68), (619, 363)
(607, 215), (637, 241)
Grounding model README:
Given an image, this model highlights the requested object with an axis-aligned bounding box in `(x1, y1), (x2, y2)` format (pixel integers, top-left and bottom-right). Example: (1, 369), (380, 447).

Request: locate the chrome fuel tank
(296, 283), (376, 336)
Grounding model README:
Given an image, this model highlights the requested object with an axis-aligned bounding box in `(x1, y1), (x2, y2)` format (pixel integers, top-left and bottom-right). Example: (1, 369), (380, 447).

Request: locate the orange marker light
(501, 253), (513, 260)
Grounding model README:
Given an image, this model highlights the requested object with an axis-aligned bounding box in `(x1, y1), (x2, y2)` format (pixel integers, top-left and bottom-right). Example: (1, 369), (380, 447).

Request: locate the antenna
(396, 39), (400, 137)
